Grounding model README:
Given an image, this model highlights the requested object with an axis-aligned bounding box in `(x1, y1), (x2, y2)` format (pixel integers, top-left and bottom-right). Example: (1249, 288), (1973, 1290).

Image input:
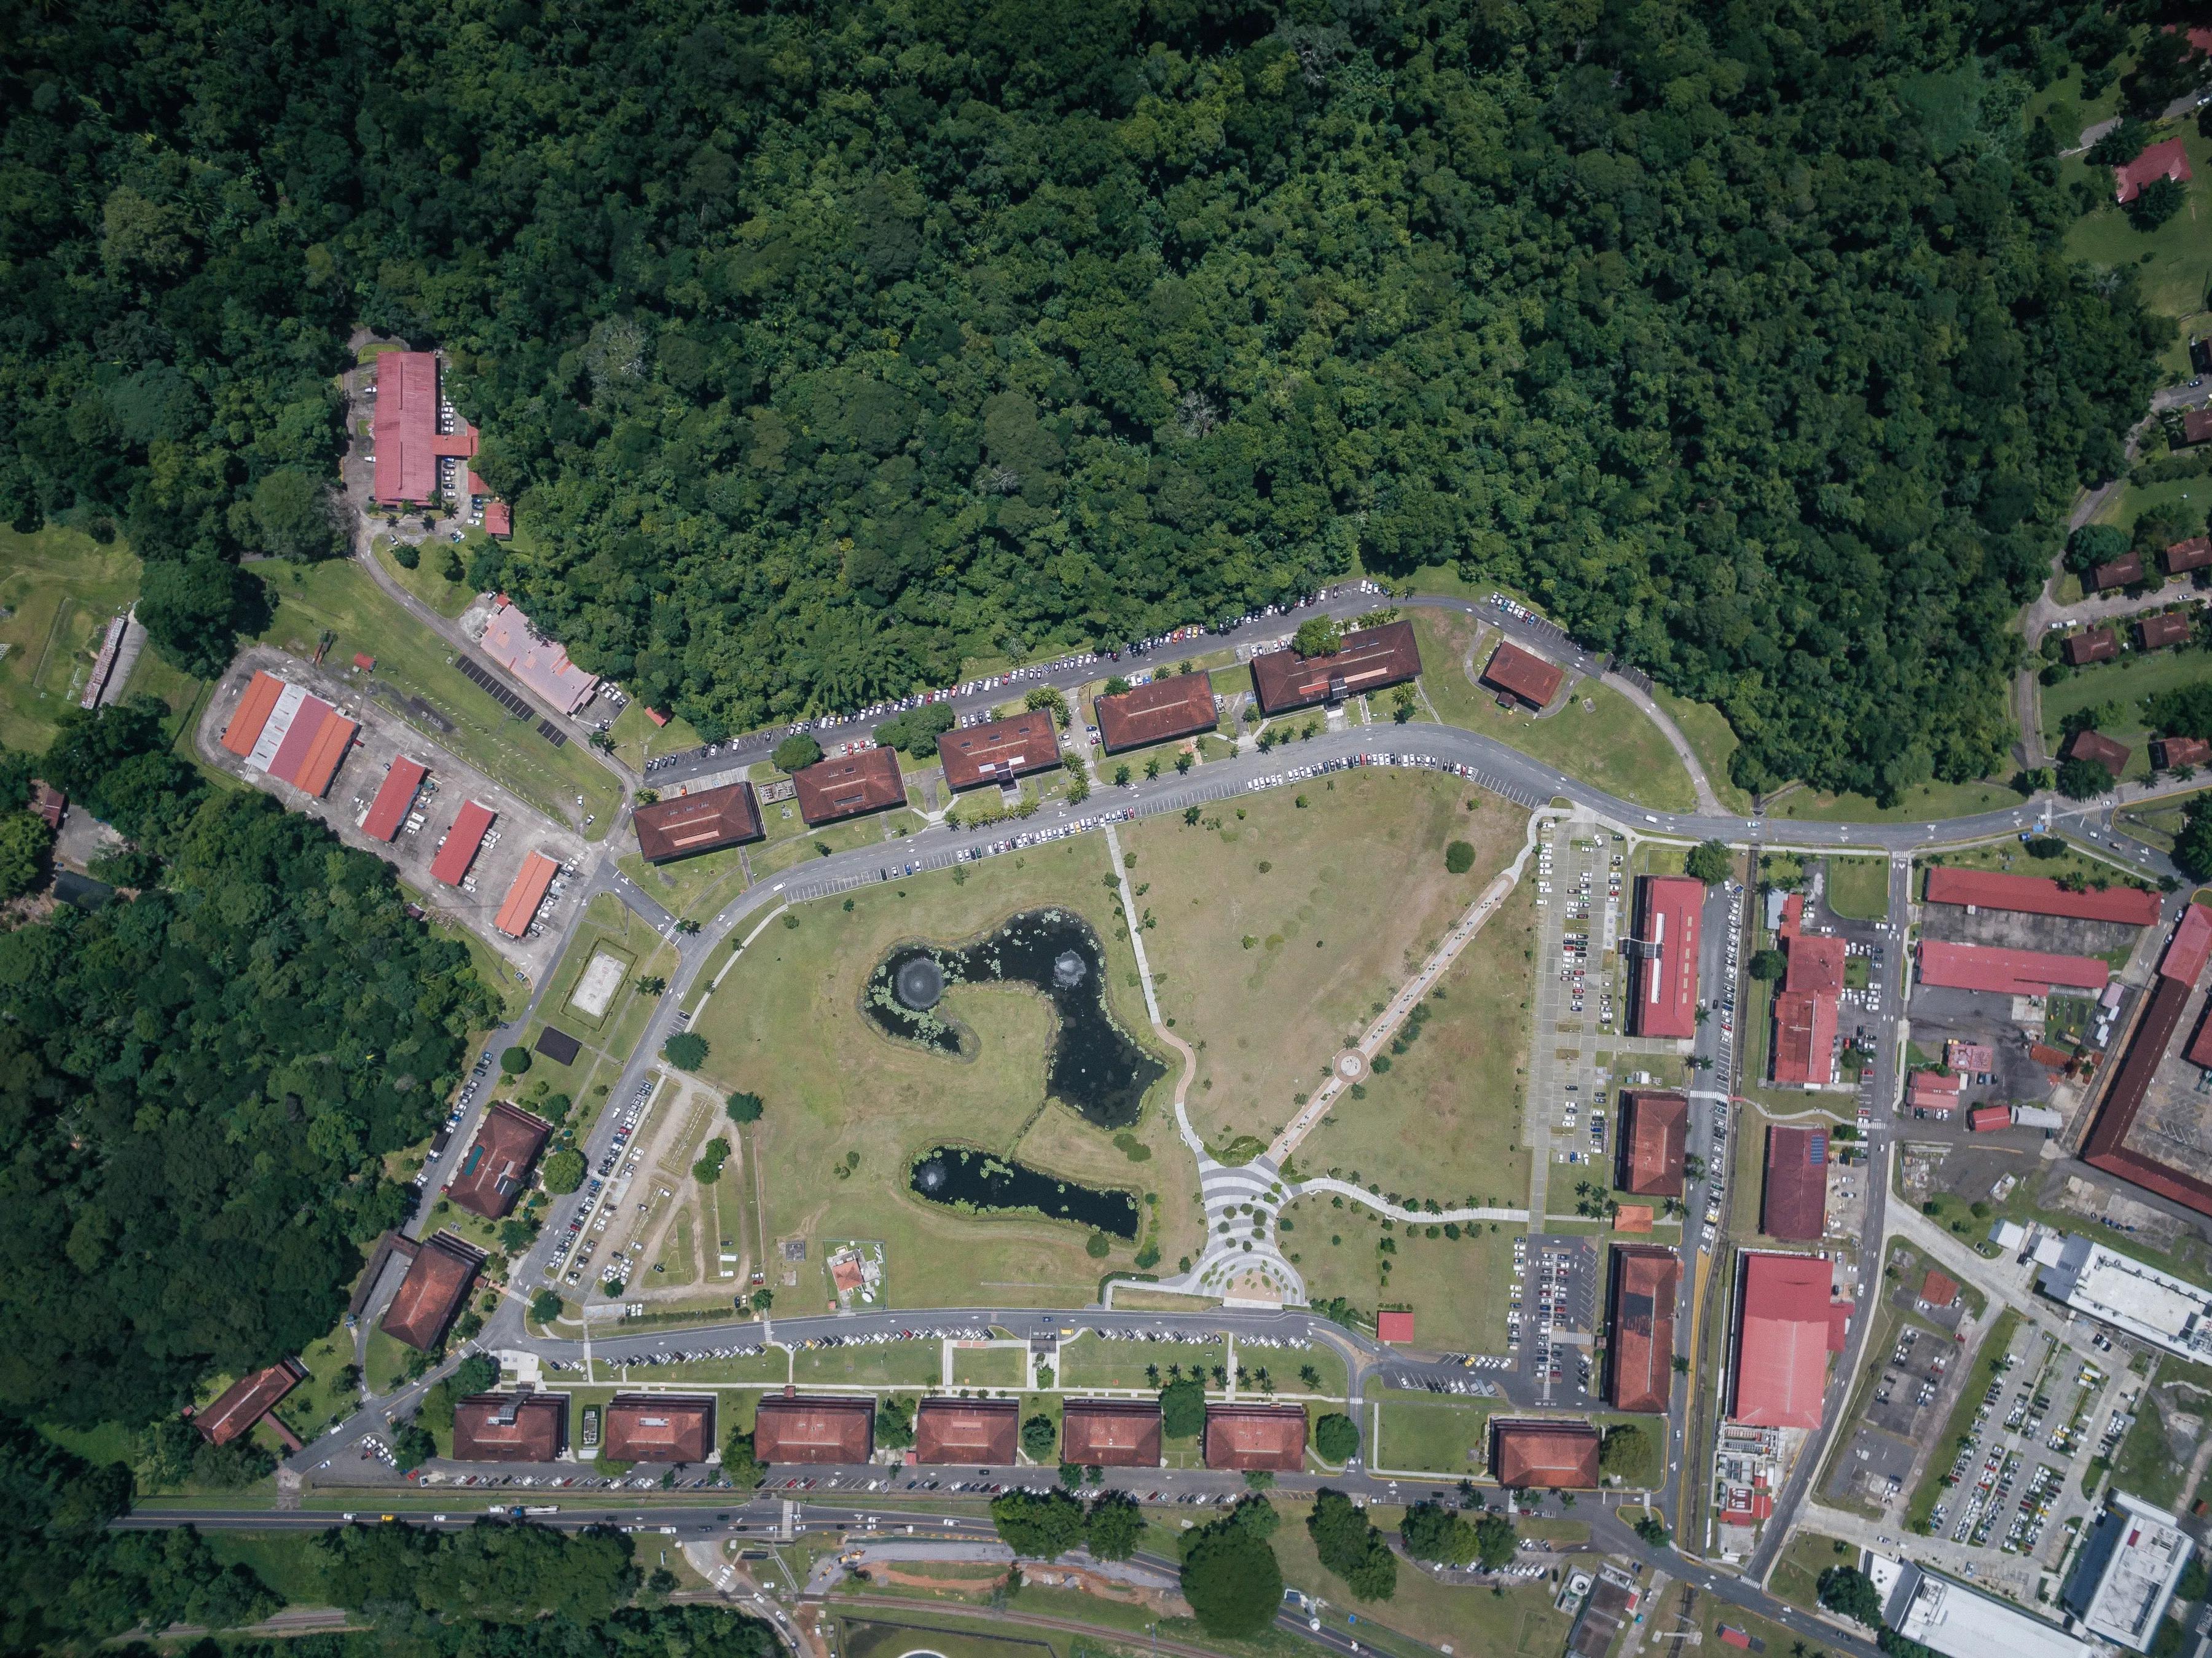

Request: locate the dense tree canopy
(0, 701), (495, 1428)
(0, 0), (2174, 800)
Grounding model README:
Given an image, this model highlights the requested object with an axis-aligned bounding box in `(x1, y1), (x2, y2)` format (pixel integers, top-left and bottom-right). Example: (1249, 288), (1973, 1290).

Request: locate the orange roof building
(1060, 1399), (1163, 1467)
(1729, 1252), (1847, 1431)
(1606, 1246), (1680, 1415)
(379, 1233), (481, 1351)
(752, 1391), (874, 1464)
(1491, 1419), (1601, 1488)
(431, 801), (496, 886)
(913, 1398), (1019, 1464)
(1629, 876), (1702, 1039)
(452, 1393), (568, 1462)
(2154, 736), (2212, 771)
(791, 748), (907, 825)
(361, 756), (429, 841)
(1617, 1090), (1688, 1197)
(1248, 620), (1422, 714)
(1923, 866), (2159, 927)
(493, 851), (560, 937)
(193, 1361), (304, 1446)
(1202, 1404), (1309, 1471)
(1094, 674), (1218, 753)
(220, 670), (286, 756)
(603, 1394), (715, 1464)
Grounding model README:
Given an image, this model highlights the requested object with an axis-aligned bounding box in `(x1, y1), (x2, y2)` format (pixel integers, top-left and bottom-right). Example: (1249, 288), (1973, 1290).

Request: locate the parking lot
(202, 648), (589, 980)
(1510, 1233), (1598, 1403)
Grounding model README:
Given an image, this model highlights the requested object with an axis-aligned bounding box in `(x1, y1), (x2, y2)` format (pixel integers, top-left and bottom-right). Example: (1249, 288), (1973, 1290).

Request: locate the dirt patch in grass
(1126, 768), (1526, 1149)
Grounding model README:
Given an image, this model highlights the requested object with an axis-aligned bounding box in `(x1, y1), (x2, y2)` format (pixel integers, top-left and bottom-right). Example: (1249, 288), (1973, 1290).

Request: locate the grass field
(1367, 1393), (1494, 1475)
(1293, 872), (1535, 1208)
(618, 845), (756, 925)
(1287, 1202), (1517, 1353)
(0, 526), (143, 753)
(2114, 1364), (2196, 1512)
(1057, 1334), (1224, 1391)
(2042, 643), (2212, 784)
(1412, 610), (1696, 811)
(371, 535), (480, 619)
(1768, 1529), (1857, 1613)
(1652, 683), (1756, 814)
(2119, 787), (2206, 854)
(364, 1327), (414, 1396)
(1765, 773), (2019, 823)
(1906, 1308), (2021, 1533)
(947, 1347), (1026, 1389)
(2064, 124), (2212, 377)
(1824, 857), (1891, 921)
(1123, 766), (1527, 1149)
(690, 839), (1202, 1310)
(791, 1342), (942, 1388)
(611, 699), (706, 771)
(252, 558), (623, 838)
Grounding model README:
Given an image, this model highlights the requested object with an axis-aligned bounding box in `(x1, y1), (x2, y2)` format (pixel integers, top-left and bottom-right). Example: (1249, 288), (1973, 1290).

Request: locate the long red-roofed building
(1249, 620), (1422, 715)
(1729, 1252), (1846, 1431)
(431, 801), (496, 885)
(452, 1393), (568, 1462)
(792, 747), (907, 825)
(1616, 1090), (1687, 1197)
(1762, 1126), (1829, 1241)
(2081, 903), (2212, 1216)
(193, 1361), (304, 1446)
(1924, 866), (2160, 927)
(361, 756), (429, 841)
(1094, 674), (1218, 753)
(1491, 1419), (1601, 1488)
(372, 351), (443, 505)
(1629, 876), (1701, 1039)
(604, 1395), (716, 1463)
(1203, 1404), (1308, 1471)
(1771, 990), (1838, 1088)
(914, 1398), (1018, 1464)
(1060, 1399), (1163, 1467)
(1916, 940), (2109, 997)
(220, 670), (356, 797)
(1606, 1246), (1680, 1414)
(753, 1391), (874, 1464)
(493, 851), (560, 937)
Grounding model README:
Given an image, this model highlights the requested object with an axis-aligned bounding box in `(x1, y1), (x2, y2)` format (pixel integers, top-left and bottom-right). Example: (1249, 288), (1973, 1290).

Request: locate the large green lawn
(1824, 857), (1891, 921)
(1652, 683), (1757, 813)
(688, 841), (1205, 1310)
(371, 533), (482, 619)
(0, 526), (143, 753)
(2043, 643), (2212, 783)
(1366, 1391), (1495, 1476)
(253, 559), (624, 838)
(1413, 610), (1697, 812)
(2065, 124), (2212, 377)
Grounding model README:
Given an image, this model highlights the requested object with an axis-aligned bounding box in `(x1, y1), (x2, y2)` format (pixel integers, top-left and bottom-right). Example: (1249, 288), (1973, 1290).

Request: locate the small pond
(909, 1146), (1139, 1239)
(863, 908), (1164, 1130)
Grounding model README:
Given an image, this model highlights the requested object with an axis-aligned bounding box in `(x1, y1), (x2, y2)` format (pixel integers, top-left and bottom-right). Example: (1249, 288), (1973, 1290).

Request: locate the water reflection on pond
(863, 908), (1163, 1130)
(910, 1146), (1139, 1238)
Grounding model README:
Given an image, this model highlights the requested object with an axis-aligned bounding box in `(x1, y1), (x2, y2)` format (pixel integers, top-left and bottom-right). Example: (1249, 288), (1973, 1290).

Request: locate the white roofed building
(1868, 1555), (2088, 1658)
(2063, 1492), (2195, 1652)
(2036, 1234), (2212, 1364)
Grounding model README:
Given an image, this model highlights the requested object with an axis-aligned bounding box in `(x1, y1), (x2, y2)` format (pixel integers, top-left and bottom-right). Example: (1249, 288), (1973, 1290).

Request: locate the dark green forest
(0, 701), (496, 1429)
(0, 0), (2191, 797)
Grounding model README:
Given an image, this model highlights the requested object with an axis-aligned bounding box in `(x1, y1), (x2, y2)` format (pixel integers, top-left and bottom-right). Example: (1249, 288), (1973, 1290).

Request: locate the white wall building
(2063, 1492), (2196, 1652)
(2036, 1233), (2212, 1364)
(1867, 1555), (2089, 1658)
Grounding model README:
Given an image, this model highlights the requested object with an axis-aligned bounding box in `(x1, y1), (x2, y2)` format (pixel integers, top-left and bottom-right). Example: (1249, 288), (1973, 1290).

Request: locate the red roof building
(1376, 1310), (1415, 1343)
(1923, 866), (2159, 927)
(1920, 1270), (1958, 1308)
(1094, 674), (1218, 753)
(1629, 876), (1702, 1039)
(1616, 1090), (1688, 1197)
(361, 755), (429, 842)
(2116, 138), (2192, 204)
(2091, 552), (2147, 592)
(372, 351), (442, 505)
(2163, 905), (2212, 989)
(1968, 1104), (2012, 1133)
(2141, 613), (2194, 651)
(447, 1101), (551, 1220)
(1202, 1404), (1309, 1471)
(1783, 932), (1846, 996)
(452, 1393), (568, 1462)
(2066, 627), (2119, 667)
(2066, 728), (2131, 774)
(633, 783), (764, 862)
(2087, 972), (2212, 1215)
(380, 1233), (481, 1351)
(604, 1394), (716, 1463)
(1060, 1399), (1163, 1467)
(753, 1391), (875, 1464)
(493, 851), (560, 938)
(936, 713), (1062, 791)
(29, 781), (65, 831)
(913, 1398), (1018, 1464)
(483, 500), (512, 538)
(1915, 940), (2110, 997)
(791, 747), (906, 826)
(431, 801), (496, 886)
(1249, 620), (1422, 715)
(1491, 1419), (1601, 1489)
(194, 1361), (304, 1446)
(478, 601), (597, 715)
(2165, 536), (2212, 573)
(1761, 1126), (1829, 1241)
(1730, 1252), (1845, 1431)
(2155, 736), (2212, 771)
(1479, 640), (1566, 711)
(1606, 1246), (1680, 1414)
(1770, 990), (1838, 1088)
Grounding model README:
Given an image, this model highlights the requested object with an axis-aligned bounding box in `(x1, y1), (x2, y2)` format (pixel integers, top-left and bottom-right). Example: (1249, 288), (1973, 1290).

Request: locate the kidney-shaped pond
(863, 908), (1164, 1130)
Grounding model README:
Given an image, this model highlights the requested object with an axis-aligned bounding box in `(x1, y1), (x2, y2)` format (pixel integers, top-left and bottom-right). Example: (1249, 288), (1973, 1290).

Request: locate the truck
(487, 1504), (561, 1518)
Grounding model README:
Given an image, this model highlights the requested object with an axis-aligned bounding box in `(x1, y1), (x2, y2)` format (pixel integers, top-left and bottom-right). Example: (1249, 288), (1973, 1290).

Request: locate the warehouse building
(431, 800), (496, 886)
(1914, 940), (2109, 998)
(1627, 876), (1701, 1040)
(1761, 1126), (1829, 1241)
(360, 755), (429, 842)
(493, 850), (561, 937)
(1922, 866), (2160, 927)
(1870, 1556), (2088, 1658)
(2036, 1234), (2212, 1365)
(1728, 1252), (1846, 1431)
(219, 670), (358, 799)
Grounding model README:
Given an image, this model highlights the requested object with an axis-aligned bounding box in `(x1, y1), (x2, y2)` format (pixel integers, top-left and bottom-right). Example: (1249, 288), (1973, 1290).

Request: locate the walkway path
(1602, 670), (1726, 815)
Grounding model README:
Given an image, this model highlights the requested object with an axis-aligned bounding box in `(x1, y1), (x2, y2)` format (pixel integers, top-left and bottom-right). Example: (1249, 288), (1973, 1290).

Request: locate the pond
(909, 1146), (1139, 1239)
(863, 908), (1164, 1130)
